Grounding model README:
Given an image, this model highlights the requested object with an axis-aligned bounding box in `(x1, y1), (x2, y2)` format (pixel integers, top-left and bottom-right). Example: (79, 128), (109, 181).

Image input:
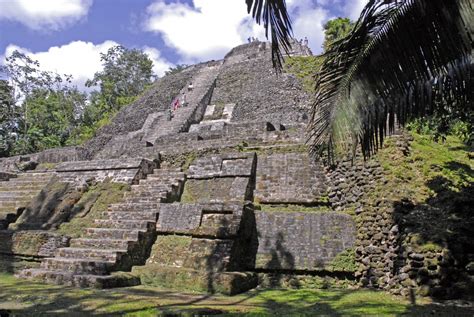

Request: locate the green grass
(0, 273), (472, 316)
(374, 133), (473, 251)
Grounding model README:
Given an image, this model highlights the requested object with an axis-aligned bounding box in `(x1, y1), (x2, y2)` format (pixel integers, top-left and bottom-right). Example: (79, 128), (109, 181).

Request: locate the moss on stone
(181, 178), (239, 203)
(327, 249), (357, 273)
(133, 264), (257, 295)
(147, 235), (192, 266)
(35, 163), (57, 171)
(56, 182), (130, 238)
(284, 56), (323, 93)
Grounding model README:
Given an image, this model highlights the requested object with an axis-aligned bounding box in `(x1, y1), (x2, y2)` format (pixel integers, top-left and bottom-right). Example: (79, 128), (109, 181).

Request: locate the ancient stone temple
(0, 41), (357, 294)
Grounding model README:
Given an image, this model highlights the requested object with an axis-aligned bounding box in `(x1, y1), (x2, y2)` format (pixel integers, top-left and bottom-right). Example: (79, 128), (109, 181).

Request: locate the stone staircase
(143, 63), (222, 145)
(0, 172), (54, 229)
(19, 168), (186, 288)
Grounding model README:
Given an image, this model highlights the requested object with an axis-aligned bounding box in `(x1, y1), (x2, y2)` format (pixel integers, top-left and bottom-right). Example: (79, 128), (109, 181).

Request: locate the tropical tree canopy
(322, 17), (354, 52)
(247, 0), (473, 160)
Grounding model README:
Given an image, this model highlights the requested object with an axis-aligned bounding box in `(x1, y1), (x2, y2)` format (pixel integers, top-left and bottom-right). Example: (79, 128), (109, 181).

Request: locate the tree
(0, 80), (16, 157)
(86, 45), (154, 113)
(322, 18), (354, 52)
(0, 50), (86, 155)
(247, 0), (473, 159)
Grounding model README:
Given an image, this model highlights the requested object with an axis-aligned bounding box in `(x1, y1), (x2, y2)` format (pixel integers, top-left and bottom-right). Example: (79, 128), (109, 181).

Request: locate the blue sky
(0, 0), (366, 90)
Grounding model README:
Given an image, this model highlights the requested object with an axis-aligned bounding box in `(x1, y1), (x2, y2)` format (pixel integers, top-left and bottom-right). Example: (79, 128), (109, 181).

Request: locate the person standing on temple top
(304, 37), (308, 46)
(247, 37), (251, 43)
(188, 82), (193, 91)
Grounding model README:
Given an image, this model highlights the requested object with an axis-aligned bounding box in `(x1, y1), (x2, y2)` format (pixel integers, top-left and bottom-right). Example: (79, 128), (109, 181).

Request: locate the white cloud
(144, 0), (336, 61)
(0, 0), (93, 31)
(344, 0), (368, 20)
(287, 0), (330, 54)
(144, 0), (265, 63)
(143, 46), (174, 76)
(2, 41), (172, 92)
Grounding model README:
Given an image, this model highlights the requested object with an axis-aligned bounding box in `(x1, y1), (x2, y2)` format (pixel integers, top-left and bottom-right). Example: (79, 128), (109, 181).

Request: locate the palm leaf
(308, 0), (473, 160)
(246, 0), (293, 70)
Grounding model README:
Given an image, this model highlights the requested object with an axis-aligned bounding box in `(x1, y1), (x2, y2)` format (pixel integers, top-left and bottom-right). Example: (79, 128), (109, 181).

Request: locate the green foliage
(67, 45), (154, 145)
(284, 56), (323, 92)
(0, 80), (16, 156)
(0, 50), (86, 156)
(406, 116), (473, 144)
(322, 17), (354, 52)
(85, 45), (153, 113)
(309, 1), (472, 160)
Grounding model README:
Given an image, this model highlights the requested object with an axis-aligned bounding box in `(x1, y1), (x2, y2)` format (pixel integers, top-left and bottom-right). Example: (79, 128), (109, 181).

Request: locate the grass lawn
(1, 273), (473, 316)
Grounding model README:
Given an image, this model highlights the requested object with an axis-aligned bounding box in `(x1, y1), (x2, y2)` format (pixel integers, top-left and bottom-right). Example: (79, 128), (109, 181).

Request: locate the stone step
(55, 247), (126, 262)
(104, 211), (158, 221)
(124, 193), (168, 202)
(108, 202), (160, 212)
(18, 269), (140, 288)
(144, 177), (185, 184)
(70, 238), (132, 250)
(0, 190), (37, 197)
(85, 228), (144, 240)
(16, 172), (52, 177)
(94, 219), (154, 230)
(40, 257), (112, 275)
(146, 172), (185, 179)
(152, 168), (183, 173)
(123, 196), (166, 204)
(0, 196), (35, 202)
(0, 206), (22, 213)
(125, 188), (169, 197)
(0, 201), (23, 208)
(131, 183), (174, 191)
(0, 184), (45, 190)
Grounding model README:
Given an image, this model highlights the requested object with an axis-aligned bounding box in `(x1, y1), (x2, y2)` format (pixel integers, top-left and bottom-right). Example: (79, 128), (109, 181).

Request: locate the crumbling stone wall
(328, 134), (474, 299)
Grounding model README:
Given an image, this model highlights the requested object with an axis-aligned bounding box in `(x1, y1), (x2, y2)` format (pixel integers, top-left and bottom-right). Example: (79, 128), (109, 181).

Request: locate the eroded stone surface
(255, 153), (328, 204)
(254, 211), (356, 271)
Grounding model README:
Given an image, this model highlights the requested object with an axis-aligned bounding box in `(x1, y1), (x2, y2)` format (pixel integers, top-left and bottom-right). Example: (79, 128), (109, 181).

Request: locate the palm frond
(246, 0), (293, 71)
(308, 0), (473, 160)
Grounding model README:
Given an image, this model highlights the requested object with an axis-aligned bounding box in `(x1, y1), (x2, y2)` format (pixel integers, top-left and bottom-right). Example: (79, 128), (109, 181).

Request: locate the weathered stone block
(254, 211), (356, 271)
(0, 230), (69, 258)
(55, 158), (156, 184)
(181, 177), (252, 203)
(255, 153), (328, 204)
(187, 153), (256, 179)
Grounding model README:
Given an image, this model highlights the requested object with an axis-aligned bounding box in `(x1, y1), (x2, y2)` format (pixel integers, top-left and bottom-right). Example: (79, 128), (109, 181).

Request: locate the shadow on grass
(1, 273), (474, 316)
